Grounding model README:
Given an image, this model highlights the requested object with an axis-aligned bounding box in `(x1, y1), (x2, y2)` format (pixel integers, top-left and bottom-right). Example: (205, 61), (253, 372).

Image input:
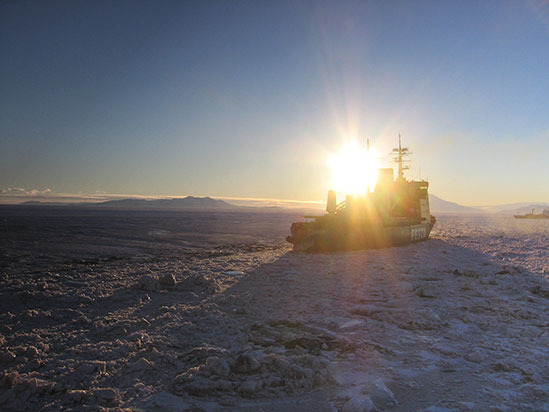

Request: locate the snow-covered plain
(0, 207), (547, 412)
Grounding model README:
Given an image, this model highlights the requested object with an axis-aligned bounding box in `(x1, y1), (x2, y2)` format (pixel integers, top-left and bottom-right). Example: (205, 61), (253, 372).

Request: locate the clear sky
(1, 0), (548, 206)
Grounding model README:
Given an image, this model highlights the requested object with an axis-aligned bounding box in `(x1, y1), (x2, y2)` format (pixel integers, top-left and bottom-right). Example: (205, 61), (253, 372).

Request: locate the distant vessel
(514, 208), (549, 219)
(287, 136), (436, 252)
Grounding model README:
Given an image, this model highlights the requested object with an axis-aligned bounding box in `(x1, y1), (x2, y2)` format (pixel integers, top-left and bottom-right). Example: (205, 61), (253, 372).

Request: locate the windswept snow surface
(0, 207), (547, 412)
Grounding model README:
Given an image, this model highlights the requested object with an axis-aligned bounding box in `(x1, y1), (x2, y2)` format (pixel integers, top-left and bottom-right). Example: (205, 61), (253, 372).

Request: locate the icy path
(0, 213), (547, 411)
(222, 239), (548, 411)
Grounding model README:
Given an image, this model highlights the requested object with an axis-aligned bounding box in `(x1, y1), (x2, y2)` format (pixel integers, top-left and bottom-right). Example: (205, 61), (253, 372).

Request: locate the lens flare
(329, 141), (378, 196)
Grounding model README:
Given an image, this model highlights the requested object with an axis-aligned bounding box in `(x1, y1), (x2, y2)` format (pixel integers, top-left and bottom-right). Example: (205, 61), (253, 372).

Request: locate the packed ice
(0, 208), (547, 411)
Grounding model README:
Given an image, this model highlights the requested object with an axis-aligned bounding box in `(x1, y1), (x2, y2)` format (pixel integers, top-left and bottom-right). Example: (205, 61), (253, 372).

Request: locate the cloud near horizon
(0, 187), (52, 196)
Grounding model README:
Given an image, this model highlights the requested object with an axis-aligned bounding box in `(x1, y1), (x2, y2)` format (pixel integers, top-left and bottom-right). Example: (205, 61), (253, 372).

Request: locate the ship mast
(391, 134), (411, 182)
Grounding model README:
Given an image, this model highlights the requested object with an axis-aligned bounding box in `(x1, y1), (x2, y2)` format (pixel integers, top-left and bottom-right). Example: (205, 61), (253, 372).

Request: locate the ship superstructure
(287, 136), (436, 251)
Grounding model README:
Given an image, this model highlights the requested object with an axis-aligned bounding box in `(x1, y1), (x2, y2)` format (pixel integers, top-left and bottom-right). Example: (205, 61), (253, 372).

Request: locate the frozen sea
(0, 206), (547, 411)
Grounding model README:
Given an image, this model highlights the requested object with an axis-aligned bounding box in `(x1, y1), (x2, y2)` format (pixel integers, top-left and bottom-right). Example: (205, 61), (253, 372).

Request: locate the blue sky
(1, 0), (548, 205)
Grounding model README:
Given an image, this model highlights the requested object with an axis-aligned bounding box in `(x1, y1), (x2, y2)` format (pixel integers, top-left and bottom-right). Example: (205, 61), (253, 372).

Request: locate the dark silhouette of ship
(514, 208), (549, 219)
(287, 136), (436, 251)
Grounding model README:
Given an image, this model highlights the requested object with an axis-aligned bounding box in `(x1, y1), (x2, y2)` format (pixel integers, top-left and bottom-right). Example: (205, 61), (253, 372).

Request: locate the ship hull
(287, 220), (435, 252)
(514, 215), (549, 219)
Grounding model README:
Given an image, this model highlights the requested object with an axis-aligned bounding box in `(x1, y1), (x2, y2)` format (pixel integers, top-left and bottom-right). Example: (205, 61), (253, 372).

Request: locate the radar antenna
(391, 134), (411, 182)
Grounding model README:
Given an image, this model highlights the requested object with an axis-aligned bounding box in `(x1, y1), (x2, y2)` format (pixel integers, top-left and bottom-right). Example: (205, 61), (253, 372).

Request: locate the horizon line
(0, 190), (548, 209)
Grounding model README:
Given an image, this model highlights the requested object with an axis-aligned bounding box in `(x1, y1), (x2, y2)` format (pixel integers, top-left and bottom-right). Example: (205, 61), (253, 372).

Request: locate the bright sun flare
(330, 141), (378, 196)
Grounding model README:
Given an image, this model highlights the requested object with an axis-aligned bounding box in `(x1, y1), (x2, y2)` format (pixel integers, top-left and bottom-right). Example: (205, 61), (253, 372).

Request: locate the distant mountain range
(476, 202), (549, 214)
(427, 196), (549, 215)
(428, 194), (482, 214)
(21, 196), (237, 209)
(93, 196), (234, 209)
(19, 194), (486, 214)
(14, 195), (548, 215)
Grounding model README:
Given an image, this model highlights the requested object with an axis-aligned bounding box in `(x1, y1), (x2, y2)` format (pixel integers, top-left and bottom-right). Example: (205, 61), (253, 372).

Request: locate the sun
(329, 140), (378, 197)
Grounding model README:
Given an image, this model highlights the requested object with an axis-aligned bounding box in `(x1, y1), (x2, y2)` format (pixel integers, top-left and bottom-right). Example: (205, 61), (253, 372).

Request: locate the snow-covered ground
(0, 207), (547, 411)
